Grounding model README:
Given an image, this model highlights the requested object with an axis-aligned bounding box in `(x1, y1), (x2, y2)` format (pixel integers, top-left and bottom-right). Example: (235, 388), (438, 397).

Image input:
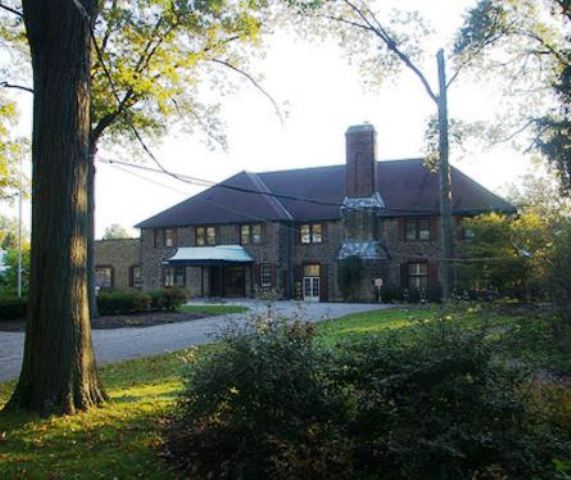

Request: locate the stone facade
(133, 215), (470, 302)
(94, 238), (141, 290)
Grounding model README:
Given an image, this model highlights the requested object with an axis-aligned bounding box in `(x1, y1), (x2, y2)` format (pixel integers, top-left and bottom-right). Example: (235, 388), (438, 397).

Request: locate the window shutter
(400, 263), (409, 288)
(431, 217), (438, 241)
(294, 265), (303, 283)
(428, 262), (439, 288)
(398, 219), (405, 241)
(271, 264), (277, 287)
(320, 264), (328, 301)
(294, 224), (301, 244)
(262, 222), (267, 244)
(254, 264), (261, 286)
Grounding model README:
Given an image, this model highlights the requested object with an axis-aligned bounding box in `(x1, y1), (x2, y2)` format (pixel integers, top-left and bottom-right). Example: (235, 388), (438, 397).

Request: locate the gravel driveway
(0, 300), (391, 382)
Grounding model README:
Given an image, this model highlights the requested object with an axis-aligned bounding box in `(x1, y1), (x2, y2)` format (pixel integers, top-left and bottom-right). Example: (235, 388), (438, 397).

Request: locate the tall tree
(1, 0), (272, 317)
(454, 0), (571, 193)
(5, 0), (106, 414)
(85, 0), (268, 317)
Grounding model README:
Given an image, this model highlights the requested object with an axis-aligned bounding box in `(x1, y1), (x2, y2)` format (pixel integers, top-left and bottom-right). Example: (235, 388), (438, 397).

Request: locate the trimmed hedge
(97, 287), (187, 316)
(0, 296), (27, 320)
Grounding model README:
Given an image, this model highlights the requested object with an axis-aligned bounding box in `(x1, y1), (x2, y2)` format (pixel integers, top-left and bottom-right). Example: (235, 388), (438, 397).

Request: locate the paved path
(0, 300), (391, 382)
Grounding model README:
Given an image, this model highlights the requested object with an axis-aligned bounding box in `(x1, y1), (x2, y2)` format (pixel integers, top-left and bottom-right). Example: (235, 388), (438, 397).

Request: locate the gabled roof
(135, 159), (516, 229)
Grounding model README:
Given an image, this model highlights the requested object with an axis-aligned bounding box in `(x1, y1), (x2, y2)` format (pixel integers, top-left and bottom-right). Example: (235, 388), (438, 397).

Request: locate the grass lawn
(179, 304), (248, 316)
(0, 305), (567, 478)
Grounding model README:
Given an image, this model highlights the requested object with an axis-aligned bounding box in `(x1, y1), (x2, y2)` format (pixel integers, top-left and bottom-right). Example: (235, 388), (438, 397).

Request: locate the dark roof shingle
(135, 159), (516, 228)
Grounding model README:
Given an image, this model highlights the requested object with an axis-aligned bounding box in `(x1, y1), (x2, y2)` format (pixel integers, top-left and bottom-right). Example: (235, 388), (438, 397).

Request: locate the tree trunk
(87, 143), (99, 318)
(5, 0), (107, 415)
(437, 49), (454, 301)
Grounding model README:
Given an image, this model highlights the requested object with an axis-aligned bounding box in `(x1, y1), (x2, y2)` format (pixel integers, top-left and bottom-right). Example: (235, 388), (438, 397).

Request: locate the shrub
(0, 296), (27, 320)
(332, 321), (565, 479)
(148, 289), (167, 311)
(167, 314), (567, 479)
(163, 287), (187, 311)
(97, 290), (151, 316)
(167, 316), (351, 479)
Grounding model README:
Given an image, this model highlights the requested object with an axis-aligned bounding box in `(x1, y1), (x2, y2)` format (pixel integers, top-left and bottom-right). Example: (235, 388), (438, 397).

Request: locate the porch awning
(166, 245), (254, 266)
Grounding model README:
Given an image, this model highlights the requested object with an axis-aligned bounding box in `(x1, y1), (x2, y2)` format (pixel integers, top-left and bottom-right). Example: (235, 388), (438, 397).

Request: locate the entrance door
(303, 276), (320, 302)
(224, 265), (246, 297)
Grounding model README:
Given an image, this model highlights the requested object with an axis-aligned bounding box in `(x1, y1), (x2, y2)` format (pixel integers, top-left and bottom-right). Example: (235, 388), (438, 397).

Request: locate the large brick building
(96, 124), (515, 302)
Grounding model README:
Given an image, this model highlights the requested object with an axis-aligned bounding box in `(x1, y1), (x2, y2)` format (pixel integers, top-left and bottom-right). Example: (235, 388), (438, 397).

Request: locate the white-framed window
(241, 224), (263, 245)
(300, 223), (323, 244)
(155, 228), (177, 247)
(195, 226), (216, 246)
(95, 266), (113, 288)
(405, 218), (431, 241)
(164, 266), (186, 287)
(260, 263), (272, 287)
(408, 262), (428, 289)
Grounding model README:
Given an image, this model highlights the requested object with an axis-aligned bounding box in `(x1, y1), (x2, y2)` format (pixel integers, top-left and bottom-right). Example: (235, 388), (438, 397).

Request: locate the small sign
(374, 278), (383, 288)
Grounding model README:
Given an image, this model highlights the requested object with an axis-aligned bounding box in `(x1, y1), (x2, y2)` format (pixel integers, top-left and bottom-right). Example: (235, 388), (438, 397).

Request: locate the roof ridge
(257, 157), (425, 176)
(244, 171), (294, 221)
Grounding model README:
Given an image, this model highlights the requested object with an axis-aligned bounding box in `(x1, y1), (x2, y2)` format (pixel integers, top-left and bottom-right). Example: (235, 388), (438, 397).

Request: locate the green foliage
(0, 295), (27, 320)
(168, 312), (566, 479)
(101, 223), (131, 239)
(90, 0), (268, 151)
(168, 317), (348, 479)
(0, 246), (30, 296)
(454, 0), (571, 193)
(0, 96), (27, 202)
(162, 287), (187, 311)
(458, 212), (551, 300)
(97, 287), (186, 315)
(338, 255), (362, 301)
(97, 289), (152, 316)
(332, 321), (565, 479)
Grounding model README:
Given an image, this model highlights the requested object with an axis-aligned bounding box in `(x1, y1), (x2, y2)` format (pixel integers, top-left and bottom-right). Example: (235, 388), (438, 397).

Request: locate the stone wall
(94, 238), (141, 290)
(138, 216), (472, 302)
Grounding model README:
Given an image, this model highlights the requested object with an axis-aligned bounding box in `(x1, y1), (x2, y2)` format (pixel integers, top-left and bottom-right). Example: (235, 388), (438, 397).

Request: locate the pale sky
(1, 0), (541, 238)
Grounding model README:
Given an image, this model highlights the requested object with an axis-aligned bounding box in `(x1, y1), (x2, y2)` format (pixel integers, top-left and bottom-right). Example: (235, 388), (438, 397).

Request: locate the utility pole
(17, 150), (23, 298)
(437, 49), (454, 301)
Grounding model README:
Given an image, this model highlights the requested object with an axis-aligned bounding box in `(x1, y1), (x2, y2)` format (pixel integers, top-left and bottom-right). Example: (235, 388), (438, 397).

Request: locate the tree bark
(5, 0), (107, 415)
(437, 49), (454, 301)
(87, 143), (99, 318)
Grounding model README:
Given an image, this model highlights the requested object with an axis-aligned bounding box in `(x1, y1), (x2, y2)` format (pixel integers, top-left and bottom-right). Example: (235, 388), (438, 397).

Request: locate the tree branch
(0, 81), (33, 93)
(210, 59), (284, 125)
(341, 0), (438, 103)
(0, 1), (23, 17)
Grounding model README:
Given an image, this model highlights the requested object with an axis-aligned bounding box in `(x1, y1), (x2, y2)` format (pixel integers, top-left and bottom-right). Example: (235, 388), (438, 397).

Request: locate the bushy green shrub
(333, 321), (562, 479)
(167, 315), (566, 479)
(97, 290), (151, 316)
(97, 287), (186, 315)
(0, 296), (27, 320)
(167, 317), (351, 479)
(163, 287), (187, 311)
(147, 287), (187, 312)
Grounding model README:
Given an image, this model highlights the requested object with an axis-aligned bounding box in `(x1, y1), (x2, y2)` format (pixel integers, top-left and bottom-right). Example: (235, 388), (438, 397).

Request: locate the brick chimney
(345, 123), (377, 198)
